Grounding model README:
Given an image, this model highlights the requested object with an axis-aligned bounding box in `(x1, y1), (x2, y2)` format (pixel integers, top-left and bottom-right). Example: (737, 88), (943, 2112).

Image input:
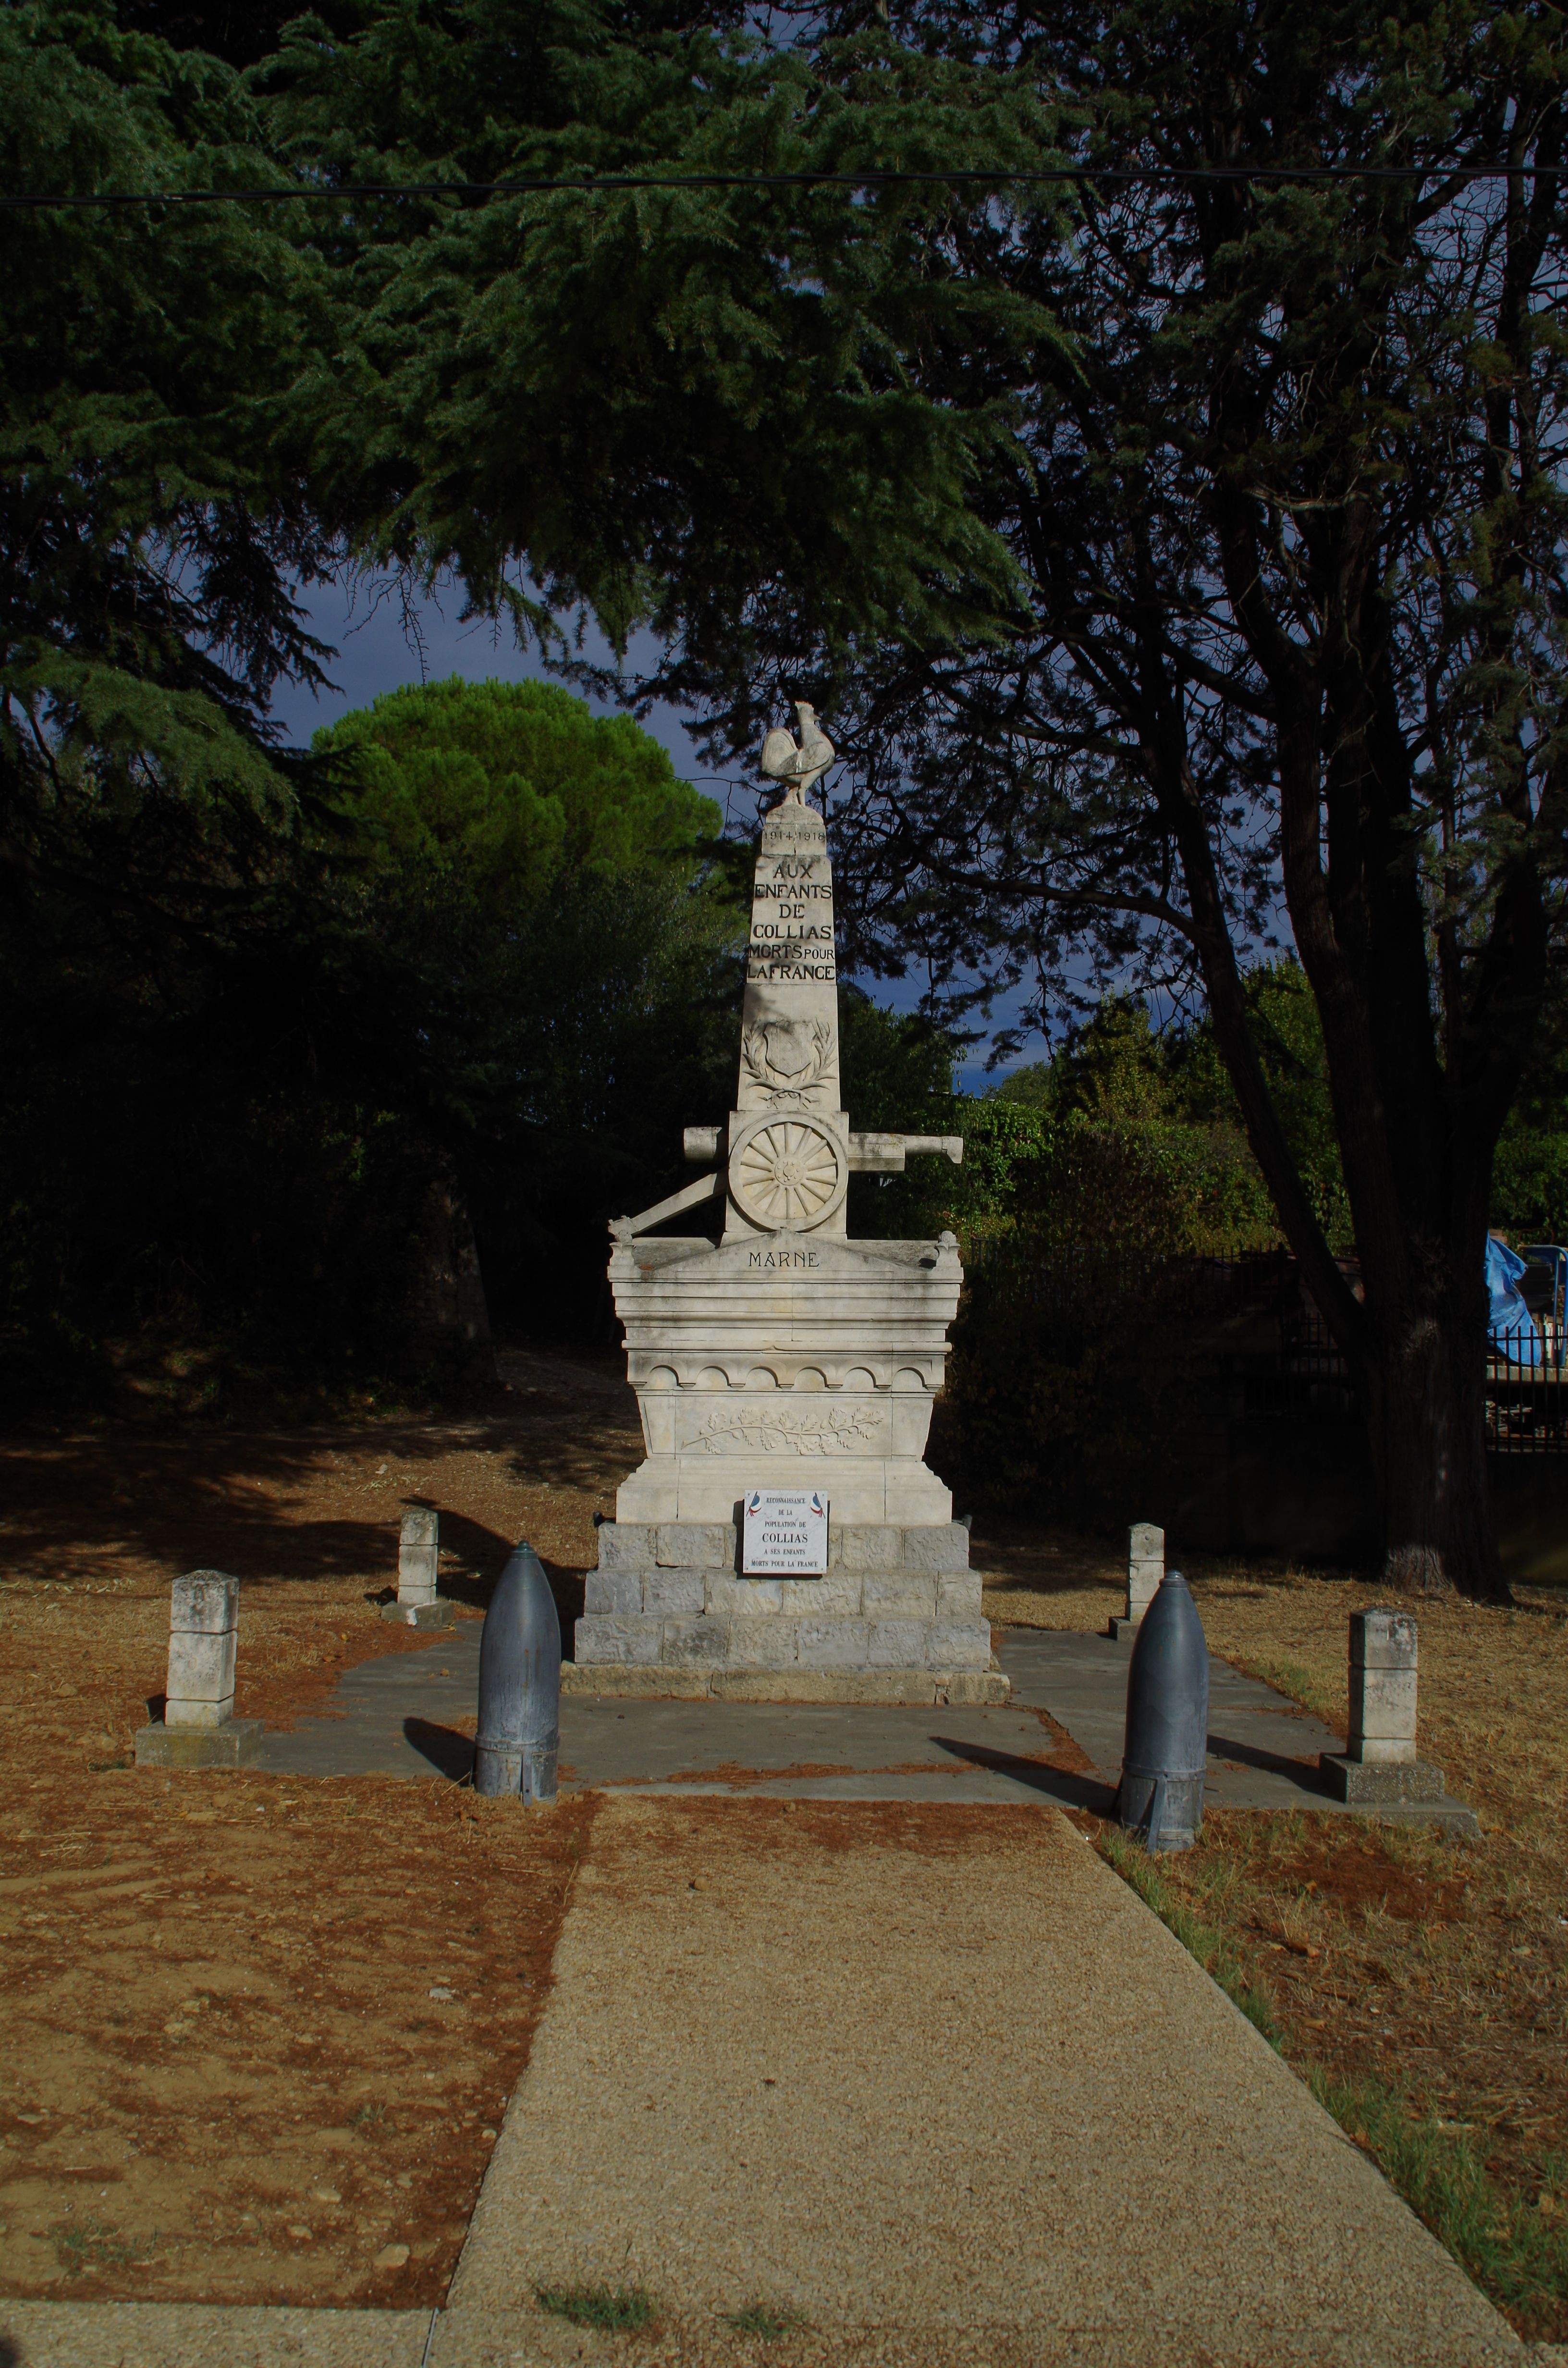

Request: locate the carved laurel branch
(742, 1016), (835, 1098)
(690, 1403), (879, 1455)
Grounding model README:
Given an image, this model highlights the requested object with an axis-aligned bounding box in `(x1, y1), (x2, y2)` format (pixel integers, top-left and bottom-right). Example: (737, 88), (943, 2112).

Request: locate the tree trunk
(1355, 1282), (1509, 1604)
(408, 1165), (496, 1394)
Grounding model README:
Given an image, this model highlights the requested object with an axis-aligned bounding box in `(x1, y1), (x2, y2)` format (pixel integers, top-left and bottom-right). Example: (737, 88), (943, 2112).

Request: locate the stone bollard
(475, 1543), (560, 1803)
(1110, 1522), (1164, 1640)
(381, 1506), (453, 1628)
(1320, 1609), (1447, 1805)
(135, 1571), (264, 1768)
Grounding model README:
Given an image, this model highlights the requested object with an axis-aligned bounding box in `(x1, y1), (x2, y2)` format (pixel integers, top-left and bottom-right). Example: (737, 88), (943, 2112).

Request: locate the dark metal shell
(474, 1542), (562, 1802)
(1119, 1569), (1209, 1851)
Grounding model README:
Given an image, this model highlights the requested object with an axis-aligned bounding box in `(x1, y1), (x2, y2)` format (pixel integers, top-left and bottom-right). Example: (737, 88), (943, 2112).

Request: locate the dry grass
(979, 1523), (1568, 2341)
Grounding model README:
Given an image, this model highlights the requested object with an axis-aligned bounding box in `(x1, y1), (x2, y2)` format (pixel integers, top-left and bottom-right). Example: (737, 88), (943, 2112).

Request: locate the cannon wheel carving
(728, 1111), (847, 1233)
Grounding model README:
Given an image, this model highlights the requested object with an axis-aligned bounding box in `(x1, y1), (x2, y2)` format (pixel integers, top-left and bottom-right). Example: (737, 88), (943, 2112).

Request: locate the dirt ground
(1, 1363), (1565, 2334)
(0, 1348), (634, 2309)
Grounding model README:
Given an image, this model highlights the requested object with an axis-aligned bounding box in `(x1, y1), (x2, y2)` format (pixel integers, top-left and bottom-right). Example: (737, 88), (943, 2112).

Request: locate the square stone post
(1320, 1608), (1449, 1806)
(166, 1570), (239, 1727)
(382, 1506), (453, 1628)
(1348, 1608), (1418, 1762)
(1111, 1523), (1164, 1640)
(135, 1570), (263, 1767)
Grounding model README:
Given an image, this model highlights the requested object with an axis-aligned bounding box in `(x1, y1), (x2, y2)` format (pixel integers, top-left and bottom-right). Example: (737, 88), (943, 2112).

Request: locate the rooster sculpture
(760, 702), (834, 802)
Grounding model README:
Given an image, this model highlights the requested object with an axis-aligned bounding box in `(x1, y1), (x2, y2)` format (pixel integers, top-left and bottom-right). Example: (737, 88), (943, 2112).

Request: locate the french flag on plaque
(743, 1488), (830, 1577)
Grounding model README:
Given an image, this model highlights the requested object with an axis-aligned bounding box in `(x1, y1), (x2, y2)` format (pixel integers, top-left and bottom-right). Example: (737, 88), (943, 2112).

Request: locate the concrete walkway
(256, 1623), (1478, 1826)
(0, 1797), (1537, 2368)
(439, 1794), (1515, 2365)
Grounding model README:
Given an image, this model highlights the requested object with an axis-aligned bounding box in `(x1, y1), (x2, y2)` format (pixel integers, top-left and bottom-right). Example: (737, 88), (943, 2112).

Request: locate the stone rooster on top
(760, 701), (834, 802)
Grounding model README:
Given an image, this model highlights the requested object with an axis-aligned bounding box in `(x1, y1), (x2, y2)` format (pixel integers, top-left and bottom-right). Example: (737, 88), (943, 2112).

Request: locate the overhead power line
(2, 162), (1565, 210)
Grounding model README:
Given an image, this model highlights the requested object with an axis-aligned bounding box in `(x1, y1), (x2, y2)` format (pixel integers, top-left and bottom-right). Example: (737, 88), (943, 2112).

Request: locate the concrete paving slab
(439, 1795), (1519, 2366)
(256, 1625), (1479, 1825)
(1002, 1628), (1479, 1825)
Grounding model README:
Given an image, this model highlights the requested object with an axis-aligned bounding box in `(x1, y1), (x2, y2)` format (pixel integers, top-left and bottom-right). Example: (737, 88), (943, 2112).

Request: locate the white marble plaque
(744, 1488), (829, 1575)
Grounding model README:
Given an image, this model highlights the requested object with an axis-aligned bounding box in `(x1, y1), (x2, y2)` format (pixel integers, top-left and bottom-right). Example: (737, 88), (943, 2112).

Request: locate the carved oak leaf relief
(688, 1404), (881, 1455)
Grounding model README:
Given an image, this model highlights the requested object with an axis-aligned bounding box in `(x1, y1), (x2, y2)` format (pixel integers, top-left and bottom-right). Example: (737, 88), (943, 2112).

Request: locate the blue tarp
(1486, 1236), (1544, 1367)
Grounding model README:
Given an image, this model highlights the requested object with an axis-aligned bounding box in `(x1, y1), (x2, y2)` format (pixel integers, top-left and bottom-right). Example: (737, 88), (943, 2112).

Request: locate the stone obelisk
(568, 710), (1004, 1704)
(725, 783), (846, 1239)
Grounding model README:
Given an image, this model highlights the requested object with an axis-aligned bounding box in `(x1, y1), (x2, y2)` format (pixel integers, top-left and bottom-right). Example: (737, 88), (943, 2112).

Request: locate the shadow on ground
(405, 1718), (476, 1780)
(931, 1734), (1118, 1815)
(1208, 1732), (1331, 1788)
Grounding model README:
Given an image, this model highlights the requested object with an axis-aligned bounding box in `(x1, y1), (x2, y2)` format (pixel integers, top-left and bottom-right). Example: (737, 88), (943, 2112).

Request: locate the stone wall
(567, 1517), (1003, 1702)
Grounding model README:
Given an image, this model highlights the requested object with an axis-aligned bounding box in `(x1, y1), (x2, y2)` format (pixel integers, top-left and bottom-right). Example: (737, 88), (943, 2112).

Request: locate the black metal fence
(963, 1237), (1568, 1454)
(1486, 1347), (1568, 1454)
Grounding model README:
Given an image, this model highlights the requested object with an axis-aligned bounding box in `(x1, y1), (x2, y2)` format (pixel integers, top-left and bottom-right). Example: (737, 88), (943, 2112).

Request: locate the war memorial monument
(567, 707), (1007, 1704)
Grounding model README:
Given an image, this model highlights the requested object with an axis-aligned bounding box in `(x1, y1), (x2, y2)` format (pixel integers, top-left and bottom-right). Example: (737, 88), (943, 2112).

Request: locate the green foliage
(925, 986), (1331, 1519)
(1306, 2081), (1568, 2333)
(724, 2303), (810, 2339)
(930, 1243), (1232, 1523)
(314, 677), (722, 913)
(262, 0), (1058, 678)
(837, 986), (956, 1132)
(1001, 1001), (1176, 1128)
(51, 2216), (148, 2274)
(534, 2283), (654, 2332)
(0, 665), (742, 1411)
(1492, 965), (1568, 1246)
(1, 0), (336, 847)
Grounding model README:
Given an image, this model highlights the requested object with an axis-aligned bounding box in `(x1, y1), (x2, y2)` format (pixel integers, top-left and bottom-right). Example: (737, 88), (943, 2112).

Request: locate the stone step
(559, 1664), (1011, 1704)
(573, 1610), (992, 1674)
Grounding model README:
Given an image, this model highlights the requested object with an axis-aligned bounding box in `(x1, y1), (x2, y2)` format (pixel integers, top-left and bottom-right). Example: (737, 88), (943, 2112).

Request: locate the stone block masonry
(135, 1570), (263, 1768)
(165, 1570), (238, 1727)
(1347, 1606), (1419, 1763)
(1111, 1522), (1164, 1640)
(382, 1505), (453, 1628)
(1319, 1608), (1464, 1818)
(595, 721), (1006, 1702)
(568, 1519), (1005, 1702)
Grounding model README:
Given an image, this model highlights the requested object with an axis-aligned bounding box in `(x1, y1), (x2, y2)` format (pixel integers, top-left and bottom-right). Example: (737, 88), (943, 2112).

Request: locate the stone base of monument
(1318, 1751), (1449, 1804)
(1108, 1615), (1142, 1641)
(134, 1717), (264, 1769)
(380, 1596), (454, 1628)
(562, 1664), (1008, 1703)
(570, 1517), (1008, 1704)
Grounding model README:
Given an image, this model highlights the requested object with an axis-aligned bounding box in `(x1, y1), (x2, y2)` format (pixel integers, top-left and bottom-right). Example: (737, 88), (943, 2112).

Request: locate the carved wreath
(742, 1016), (835, 1098)
(690, 1404), (879, 1455)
